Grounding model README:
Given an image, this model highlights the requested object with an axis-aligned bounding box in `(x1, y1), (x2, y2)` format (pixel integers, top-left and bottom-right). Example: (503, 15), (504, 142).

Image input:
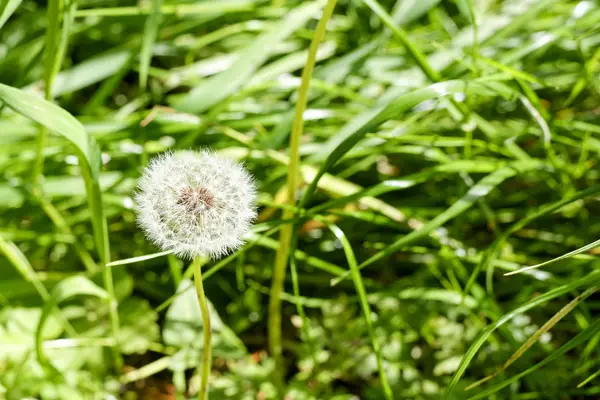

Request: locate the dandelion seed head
(135, 149), (256, 260)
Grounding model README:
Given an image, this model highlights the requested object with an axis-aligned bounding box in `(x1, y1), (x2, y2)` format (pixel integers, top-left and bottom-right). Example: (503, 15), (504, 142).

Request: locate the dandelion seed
(135, 149), (257, 260)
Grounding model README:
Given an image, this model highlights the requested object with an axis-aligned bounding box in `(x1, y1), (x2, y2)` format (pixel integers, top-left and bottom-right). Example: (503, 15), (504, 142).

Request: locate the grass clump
(1, 0), (600, 399)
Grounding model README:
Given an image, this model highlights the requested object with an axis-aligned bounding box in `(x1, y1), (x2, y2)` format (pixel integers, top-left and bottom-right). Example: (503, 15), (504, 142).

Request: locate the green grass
(1, 0), (600, 399)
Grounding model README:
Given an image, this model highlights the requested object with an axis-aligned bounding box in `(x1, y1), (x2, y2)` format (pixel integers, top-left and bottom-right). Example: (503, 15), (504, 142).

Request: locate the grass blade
(332, 160), (542, 285)
(300, 79), (508, 208)
(0, 0), (21, 30)
(360, 0), (440, 81)
(139, 0), (162, 90)
(443, 271), (600, 399)
(0, 83), (89, 159)
(466, 285), (600, 390)
(505, 238), (600, 276)
(173, 1), (323, 113)
(267, 0), (335, 391)
(320, 218), (394, 400)
(469, 184), (600, 294)
(0, 83), (121, 368)
(467, 317), (600, 399)
(75, 1), (255, 18)
(107, 250), (173, 268)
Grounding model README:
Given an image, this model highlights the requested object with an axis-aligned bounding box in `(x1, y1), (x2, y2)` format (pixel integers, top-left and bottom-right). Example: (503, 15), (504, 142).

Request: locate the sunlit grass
(1, 0), (600, 398)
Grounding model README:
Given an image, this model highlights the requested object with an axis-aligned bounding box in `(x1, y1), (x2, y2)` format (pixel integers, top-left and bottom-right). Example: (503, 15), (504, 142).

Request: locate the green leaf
(0, 84), (112, 293)
(0, 0), (22, 31)
(172, 0), (323, 113)
(139, 0), (162, 90)
(0, 83), (89, 160)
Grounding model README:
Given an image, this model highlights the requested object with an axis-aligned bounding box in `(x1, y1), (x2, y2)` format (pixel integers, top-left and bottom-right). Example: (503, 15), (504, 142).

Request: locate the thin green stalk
(35, 1), (97, 275)
(193, 256), (212, 400)
(27, 0), (83, 345)
(33, 0), (62, 187)
(85, 157), (122, 371)
(121, 356), (172, 384)
(267, 0), (337, 391)
(168, 254), (183, 289)
(103, 261), (122, 369)
(319, 218), (394, 399)
(39, 2), (123, 368)
(289, 229), (314, 355)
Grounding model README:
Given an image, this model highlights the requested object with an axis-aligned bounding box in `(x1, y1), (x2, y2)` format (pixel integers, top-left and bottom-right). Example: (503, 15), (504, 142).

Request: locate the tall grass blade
(268, 0), (336, 392)
(320, 218), (394, 400)
(139, 0), (162, 90)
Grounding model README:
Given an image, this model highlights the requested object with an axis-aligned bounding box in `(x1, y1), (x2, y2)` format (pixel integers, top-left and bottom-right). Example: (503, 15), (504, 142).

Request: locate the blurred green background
(1, 0), (600, 398)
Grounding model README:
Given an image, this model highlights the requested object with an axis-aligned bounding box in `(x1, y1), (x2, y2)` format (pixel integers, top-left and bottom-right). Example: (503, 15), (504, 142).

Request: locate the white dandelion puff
(135, 149), (257, 260)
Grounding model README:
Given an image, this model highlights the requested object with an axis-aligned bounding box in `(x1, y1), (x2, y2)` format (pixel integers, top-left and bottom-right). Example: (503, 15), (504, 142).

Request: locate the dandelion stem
(193, 256), (212, 400)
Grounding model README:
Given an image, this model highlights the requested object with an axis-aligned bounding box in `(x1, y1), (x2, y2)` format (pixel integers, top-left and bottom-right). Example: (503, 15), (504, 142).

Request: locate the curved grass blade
(466, 285), (600, 390)
(299, 79), (509, 209)
(505, 238), (600, 276)
(442, 271), (600, 399)
(0, 83), (120, 367)
(466, 317), (600, 399)
(319, 218), (394, 400)
(0, 84), (106, 255)
(469, 184), (600, 295)
(0, 83), (89, 159)
(0, 0), (22, 30)
(107, 250), (173, 268)
(578, 367), (600, 388)
(267, 1), (335, 390)
(331, 160), (542, 285)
